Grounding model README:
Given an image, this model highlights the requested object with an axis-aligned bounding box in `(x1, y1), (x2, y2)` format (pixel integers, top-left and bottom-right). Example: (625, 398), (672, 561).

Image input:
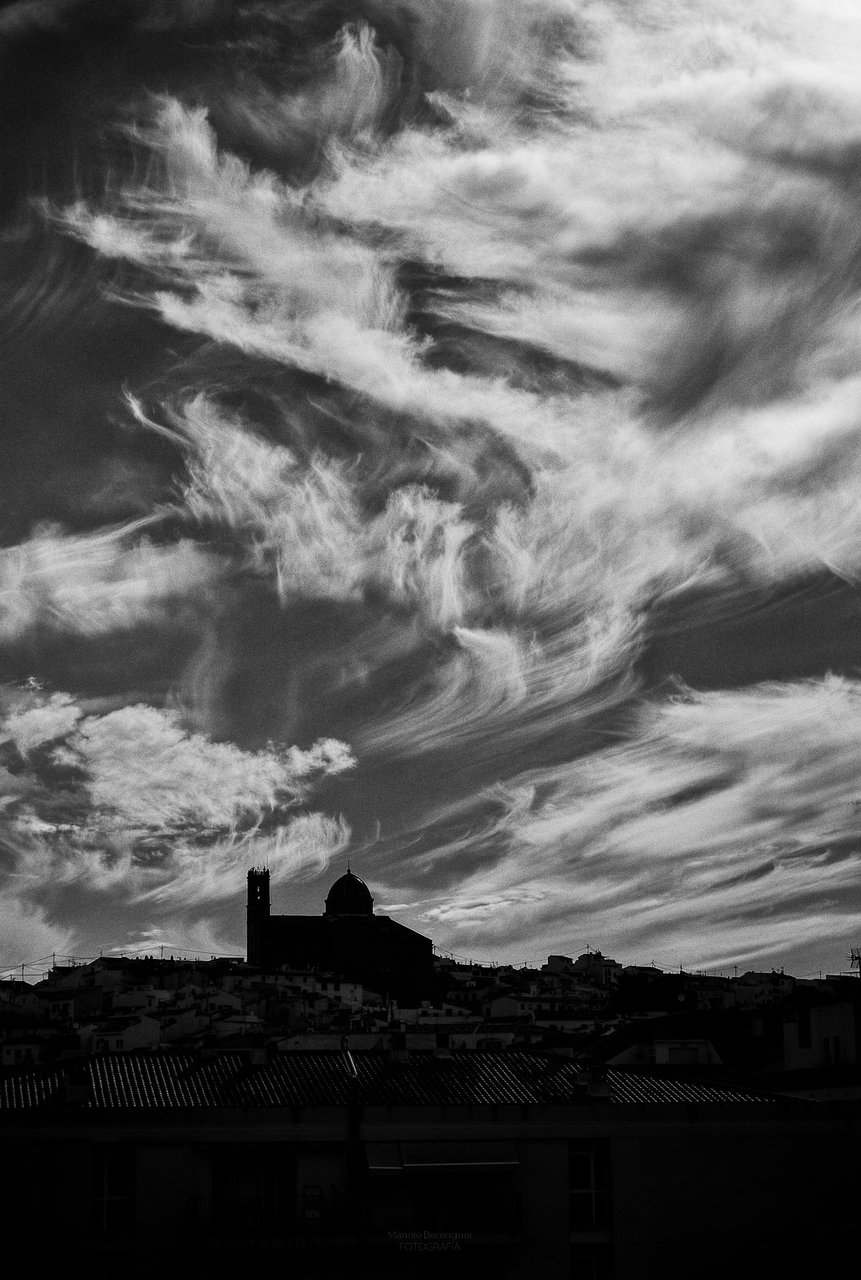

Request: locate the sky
(3, 0), (861, 981)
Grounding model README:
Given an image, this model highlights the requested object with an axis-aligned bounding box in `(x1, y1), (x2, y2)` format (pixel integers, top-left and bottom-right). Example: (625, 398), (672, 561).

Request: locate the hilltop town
(3, 868), (861, 1277)
(3, 932), (860, 1097)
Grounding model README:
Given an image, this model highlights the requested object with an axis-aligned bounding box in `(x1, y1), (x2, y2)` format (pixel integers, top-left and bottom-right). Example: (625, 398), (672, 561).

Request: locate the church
(246, 866), (435, 1003)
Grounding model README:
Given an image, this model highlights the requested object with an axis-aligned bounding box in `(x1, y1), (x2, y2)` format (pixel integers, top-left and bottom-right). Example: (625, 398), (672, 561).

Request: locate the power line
(0, 943), (248, 981)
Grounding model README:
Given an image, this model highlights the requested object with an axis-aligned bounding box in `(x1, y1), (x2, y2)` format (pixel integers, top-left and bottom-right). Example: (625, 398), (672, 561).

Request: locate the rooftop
(0, 1050), (784, 1111)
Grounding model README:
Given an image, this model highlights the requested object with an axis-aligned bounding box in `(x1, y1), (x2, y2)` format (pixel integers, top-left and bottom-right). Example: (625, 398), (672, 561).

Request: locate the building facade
(1, 1049), (858, 1280)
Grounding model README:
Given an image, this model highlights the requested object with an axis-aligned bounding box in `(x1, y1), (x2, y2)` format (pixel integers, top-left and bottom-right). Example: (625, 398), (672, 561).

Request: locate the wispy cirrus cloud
(6, 0), (861, 977)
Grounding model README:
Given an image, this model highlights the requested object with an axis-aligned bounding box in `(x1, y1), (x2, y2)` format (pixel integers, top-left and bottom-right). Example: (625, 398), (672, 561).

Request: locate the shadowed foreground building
(0, 1049), (857, 1279)
(246, 867), (435, 1003)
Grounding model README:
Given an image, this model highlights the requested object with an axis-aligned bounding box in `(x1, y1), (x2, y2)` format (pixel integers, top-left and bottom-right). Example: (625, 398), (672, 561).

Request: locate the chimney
(388, 1027), (409, 1064)
(60, 1061), (89, 1108)
(434, 1030), (452, 1059)
(576, 1065), (611, 1103)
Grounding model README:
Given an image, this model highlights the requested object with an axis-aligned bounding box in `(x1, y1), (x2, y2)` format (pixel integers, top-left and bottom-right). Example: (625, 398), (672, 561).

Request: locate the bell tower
(247, 867), (270, 966)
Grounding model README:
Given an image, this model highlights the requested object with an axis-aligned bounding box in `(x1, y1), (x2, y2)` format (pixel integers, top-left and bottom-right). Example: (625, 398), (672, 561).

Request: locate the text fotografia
(388, 1230), (472, 1251)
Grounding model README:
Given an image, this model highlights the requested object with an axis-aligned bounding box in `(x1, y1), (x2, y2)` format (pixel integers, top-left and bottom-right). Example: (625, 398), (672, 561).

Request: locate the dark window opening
(569, 1143), (611, 1231)
(91, 1145), (136, 1239)
(209, 1145), (297, 1240)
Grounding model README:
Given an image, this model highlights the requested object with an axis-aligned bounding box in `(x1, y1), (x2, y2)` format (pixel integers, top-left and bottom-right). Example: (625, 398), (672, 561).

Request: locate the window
(571, 1243), (613, 1280)
(668, 1046), (699, 1065)
(210, 1145), (296, 1239)
(569, 1143), (611, 1230)
(92, 1145), (136, 1239)
(824, 1035), (843, 1065)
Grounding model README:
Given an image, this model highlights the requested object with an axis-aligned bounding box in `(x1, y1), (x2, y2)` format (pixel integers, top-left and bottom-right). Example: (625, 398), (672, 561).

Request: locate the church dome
(324, 869), (374, 917)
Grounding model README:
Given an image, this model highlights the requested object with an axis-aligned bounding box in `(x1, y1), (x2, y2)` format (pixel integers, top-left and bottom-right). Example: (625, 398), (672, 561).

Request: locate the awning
(366, 1141), (519, 1172)
(365, 1142), (404, 1173)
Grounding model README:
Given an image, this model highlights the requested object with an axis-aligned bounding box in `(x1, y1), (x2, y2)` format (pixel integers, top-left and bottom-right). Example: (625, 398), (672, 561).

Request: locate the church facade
(246, 868), (435, 1003)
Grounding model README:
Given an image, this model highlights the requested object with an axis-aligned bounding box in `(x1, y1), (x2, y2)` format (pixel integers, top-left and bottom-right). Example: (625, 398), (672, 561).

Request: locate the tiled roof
(603, 1070), (777, 1105)
(0, 1066), (63, 1109)
(0, 1050), (781, 1111)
